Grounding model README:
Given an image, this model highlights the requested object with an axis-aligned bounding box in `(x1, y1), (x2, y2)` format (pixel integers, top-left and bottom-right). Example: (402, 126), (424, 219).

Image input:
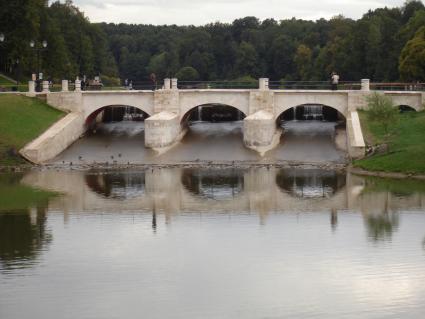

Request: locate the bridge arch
(384, 93), (423, 112)
(274, 92), (348, 120)
(85, 104), (152, 126)
(276, 103), (346, 123)
(180, 103), (247, 124)
(398, 105), (417, 112)
(179, 91), (250, 120)
(81, 91), (155, 120)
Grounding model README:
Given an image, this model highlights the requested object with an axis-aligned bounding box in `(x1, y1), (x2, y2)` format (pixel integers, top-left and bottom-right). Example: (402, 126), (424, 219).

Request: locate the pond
(1, 168), (424, 318)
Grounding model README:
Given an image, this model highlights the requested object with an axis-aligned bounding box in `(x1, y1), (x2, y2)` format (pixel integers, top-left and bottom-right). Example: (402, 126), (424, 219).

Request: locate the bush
(366, 92), (399, 134)
(176, 67), (200, 81)
(100, 75), (121, 87)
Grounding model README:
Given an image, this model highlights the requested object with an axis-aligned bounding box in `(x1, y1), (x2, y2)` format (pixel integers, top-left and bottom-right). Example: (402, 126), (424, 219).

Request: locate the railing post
(361, 79), (370, 91)
(75, 78), (81, 92)
(28, 81), (35, 94)
(259, 78), (269, 90)
(62, 80), (69, 92)
(164, 78), (171, 90)
(42, 81), (49, 93)
(171, 78), (178, 90)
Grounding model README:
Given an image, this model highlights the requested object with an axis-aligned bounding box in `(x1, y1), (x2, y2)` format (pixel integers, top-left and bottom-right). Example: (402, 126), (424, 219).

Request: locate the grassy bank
(0, 74), (29, 92)
(355, 110), (425, 174)
(0, 74), (15, 86)
(0, 94), (64, 165)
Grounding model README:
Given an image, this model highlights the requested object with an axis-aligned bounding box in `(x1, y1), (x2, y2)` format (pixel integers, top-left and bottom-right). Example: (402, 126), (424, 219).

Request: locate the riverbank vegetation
(1, 1), (425, 83)
(0, 173), (58, 212)
(356, 109), (425, 174)
(0, 95), (64, 165)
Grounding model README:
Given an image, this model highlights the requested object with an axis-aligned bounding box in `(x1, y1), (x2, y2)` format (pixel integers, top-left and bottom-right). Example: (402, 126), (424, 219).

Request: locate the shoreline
(0, 160), (348, 173)
(349, 166), (425, 180)
(2, 161), (425, 180)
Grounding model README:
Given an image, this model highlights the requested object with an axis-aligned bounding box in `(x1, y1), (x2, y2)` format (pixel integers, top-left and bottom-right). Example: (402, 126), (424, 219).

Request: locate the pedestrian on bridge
(331, 72), (339, 91)
(150, 73), (157, 91)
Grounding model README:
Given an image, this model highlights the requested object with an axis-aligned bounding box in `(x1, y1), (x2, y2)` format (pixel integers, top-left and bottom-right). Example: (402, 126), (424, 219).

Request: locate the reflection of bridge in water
(22, 168), (425, 228)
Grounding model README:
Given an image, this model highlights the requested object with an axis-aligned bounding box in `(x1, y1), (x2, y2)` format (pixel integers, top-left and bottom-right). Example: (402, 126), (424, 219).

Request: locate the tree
(235, 41), (258, 77)
(401, 0), (425, 23)
(2, 0), (425, 84)
(268, 35), (296, 80)
(293, 44), (312, 80)
(366, 92), (399, 134)
(176, 66), (200, 81)
(399, 26), (425, 81)
(184, 50), (213, 80)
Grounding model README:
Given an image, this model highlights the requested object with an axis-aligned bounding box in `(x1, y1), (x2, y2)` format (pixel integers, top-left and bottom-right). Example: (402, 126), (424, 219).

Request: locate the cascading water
(303, 105), (323, 120)
(122, 106), (145, 121)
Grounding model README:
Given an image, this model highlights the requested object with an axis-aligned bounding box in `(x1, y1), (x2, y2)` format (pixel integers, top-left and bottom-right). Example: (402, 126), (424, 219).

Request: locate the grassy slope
(0, 94), (64, 165)
(0, 74), (29, 92)
(355, 110), (425, 174)
(0, 74), (16, 86)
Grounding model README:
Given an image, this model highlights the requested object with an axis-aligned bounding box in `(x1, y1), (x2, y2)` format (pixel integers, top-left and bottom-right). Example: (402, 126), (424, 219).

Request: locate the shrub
(366, 92), (399, 134)
(176, 67), (200, 81)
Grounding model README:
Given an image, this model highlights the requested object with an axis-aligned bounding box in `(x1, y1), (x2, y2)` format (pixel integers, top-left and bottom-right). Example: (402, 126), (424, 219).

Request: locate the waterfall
(198, 106), (203, 121)
(303, 105), (323, 120)
(123, 106), (132, 121)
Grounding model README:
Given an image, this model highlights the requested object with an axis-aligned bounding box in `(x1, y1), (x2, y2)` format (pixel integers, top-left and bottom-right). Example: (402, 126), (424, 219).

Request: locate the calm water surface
(1, 168), (425, 318)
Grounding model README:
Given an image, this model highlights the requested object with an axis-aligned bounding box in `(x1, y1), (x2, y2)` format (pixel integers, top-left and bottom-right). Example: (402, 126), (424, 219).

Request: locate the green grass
(0, 74), (16, 86)
(0, 74), (29, 92)
(0, 94), (64, 165)
(355, 110), (425, 174)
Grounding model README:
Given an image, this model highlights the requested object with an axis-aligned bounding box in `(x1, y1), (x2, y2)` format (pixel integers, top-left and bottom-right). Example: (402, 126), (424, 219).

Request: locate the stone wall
(346, 111), (366, 159)
(20, 112), (85, 164)
(47, 92), (82, 113)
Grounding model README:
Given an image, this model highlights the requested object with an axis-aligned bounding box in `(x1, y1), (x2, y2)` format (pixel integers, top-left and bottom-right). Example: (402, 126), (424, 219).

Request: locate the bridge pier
(144, 111), (186, 152)
(243, 111), (282, 155)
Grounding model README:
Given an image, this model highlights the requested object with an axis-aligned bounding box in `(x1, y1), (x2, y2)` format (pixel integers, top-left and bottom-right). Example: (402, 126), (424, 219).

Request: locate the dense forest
(0, 0), (424, 84)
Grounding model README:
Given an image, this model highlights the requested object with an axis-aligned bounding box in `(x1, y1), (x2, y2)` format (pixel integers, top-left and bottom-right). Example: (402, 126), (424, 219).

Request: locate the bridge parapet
(154, 89), (180, 114)
(47, 91), (82, 113)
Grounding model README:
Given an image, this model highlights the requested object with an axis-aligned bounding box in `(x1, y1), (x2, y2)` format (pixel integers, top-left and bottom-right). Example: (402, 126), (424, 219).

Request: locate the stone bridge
(20, 78), (425, 164)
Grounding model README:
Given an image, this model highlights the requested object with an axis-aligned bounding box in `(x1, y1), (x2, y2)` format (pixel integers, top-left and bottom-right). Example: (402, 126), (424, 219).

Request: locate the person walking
(331, 72), (339, 91)
(150, 73), (157, 91)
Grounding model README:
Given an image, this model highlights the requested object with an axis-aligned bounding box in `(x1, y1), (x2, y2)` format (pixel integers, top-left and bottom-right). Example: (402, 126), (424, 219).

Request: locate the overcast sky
(68, 0), (408, 25)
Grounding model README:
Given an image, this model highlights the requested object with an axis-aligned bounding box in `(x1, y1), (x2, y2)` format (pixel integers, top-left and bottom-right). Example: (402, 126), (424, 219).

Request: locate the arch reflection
(276, 169), (346, 198)
(181, 168), (244, 200)
(85, 171), (145, 200)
